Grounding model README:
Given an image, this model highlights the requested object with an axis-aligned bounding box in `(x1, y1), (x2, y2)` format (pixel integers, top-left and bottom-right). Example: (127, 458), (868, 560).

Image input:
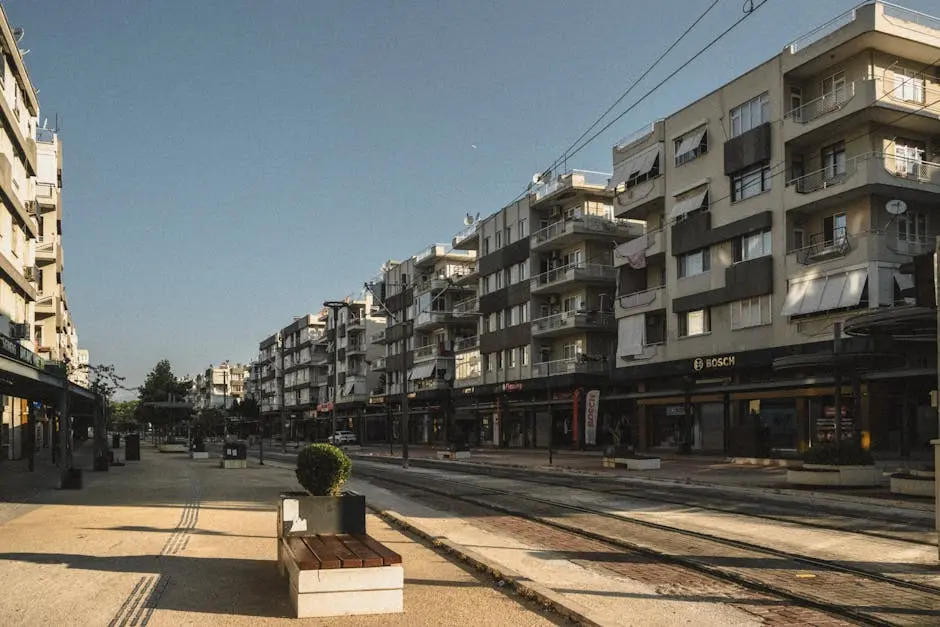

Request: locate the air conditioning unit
(24, 266), (38, 282)
(10, 322), (30, 340)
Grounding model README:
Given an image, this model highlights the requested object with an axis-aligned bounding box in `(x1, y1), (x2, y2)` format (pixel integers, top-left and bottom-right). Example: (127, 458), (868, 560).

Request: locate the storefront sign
(692, 355), (736, 372)
(584, 389), (600, 445)
(503, 382), (523, 392)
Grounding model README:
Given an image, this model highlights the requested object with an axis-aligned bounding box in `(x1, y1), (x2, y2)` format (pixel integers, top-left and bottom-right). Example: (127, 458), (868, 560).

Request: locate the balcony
(530, 262), (616, 294)
(452, 297), (479, 317)
(370, 328), (387, 344)
(785, 152), (940, 213)
(615, 286), (666, 316)
(346, 341), (366, 356)
(35, 237), (58, 263)
(414, 343), (453, 362)
(452, 221), (481, 250)
(530, 311), (615, 338)
(346, 316), (365, 332)
(414, 244), (474, 267)
(783, 77), (940, 144)
(414, 309), (457, 331)
(785, 228), (933, 281)
(532, 357), (608, 377)
(532, 169), (611, 204)
(530, 214), (643, 252)
(412, 378), (450, 392)
(35, 293), (55, 316)
(454, 335), (479, 352)
(373, 356), (387, 371)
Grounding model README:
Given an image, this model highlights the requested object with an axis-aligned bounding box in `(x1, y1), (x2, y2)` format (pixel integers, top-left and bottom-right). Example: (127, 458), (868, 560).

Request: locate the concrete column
(797, 397), (809, 453)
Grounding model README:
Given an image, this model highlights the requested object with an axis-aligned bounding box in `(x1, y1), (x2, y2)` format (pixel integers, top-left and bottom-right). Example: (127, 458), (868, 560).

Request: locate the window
(485, 354), (493, 372)
(678, 248), (710, 278)
(563, 342), (580, 360)
(562, 295), (583, 312)
(898, 211), (927, 252)
(821, 142), (846, 180)
(518, 219), (528, 238)
(495, 230), (502, 249)
(894, 140), (925, 177)
(496, 351), (503, 370)
(495, 310), (503, 330)
(731, 295), (772, 330)
(733, 230), (772, 263)
(824, 213), (847, 247)
(678, 309), (710, 337)
(510, 306), (520, 326)
(788, 86), (803, 122)
(791, 228), (805, 252)
(519, 262), (529, 281)
(504, 226), (512, 245)
(730, 92), (769, 137)
(521, 345), (529, 366)
(509, 348), (518, 368)
(893, 67), (924, 103)
(731, 164), (771, 201)
(509, 264), (519, 284)
(674, 127), (707, 166)
(483, 237), (491, 255)
(495, 271), (502, 290)
(820, 71), (847, 106)
(520, 303), (529, 323)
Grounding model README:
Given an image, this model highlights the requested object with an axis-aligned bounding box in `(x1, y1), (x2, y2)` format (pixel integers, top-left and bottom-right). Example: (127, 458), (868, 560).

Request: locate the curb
(369, 505), (603, 626)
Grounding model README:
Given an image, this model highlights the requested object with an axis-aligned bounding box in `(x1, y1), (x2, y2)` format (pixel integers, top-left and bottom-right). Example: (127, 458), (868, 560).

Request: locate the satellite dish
(532, 173), (543, 184)
(886, 199), (908, 216)
(12, 28), (23, 43)
(463, 213), (474, 226)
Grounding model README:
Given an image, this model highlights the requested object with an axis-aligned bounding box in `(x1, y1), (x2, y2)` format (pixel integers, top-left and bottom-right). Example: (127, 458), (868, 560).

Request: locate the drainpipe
(932, 235), (940, 560)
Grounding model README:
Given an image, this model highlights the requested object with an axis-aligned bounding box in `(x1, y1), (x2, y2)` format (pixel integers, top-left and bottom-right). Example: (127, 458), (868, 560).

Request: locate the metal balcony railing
(453, 221), (481, 243)
(785, 83), (855, 124)
(533, 169), (611, 201)
(452, 297), (479, 315)
(531, 356), (607, 377)
(790, 152), (940, 194)
(454, 336), (479, 351)
(794, 227), (851, 264)
(530, 262), (616, 289)
(617, 285), (665, 309)
(615, 122), (655, 150)
(413, 344), (438, 359)
(370, 329), (386, 343)
(530, 213), (635, 246)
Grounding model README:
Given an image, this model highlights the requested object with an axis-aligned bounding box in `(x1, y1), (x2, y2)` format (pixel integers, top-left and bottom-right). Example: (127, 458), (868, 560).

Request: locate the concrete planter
(158, 443), (188, 453)
(220, 459), (246, 469)
(277, 492), (367, 538)
(436, 450), (470, 460)
(787, 464), (879, 487)
(603, 456), (661, 470)
(190, 451), (209, 460)
(890, 472), (935, 497)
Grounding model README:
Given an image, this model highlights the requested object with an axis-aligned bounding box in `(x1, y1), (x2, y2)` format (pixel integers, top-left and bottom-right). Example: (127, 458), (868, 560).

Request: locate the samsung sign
(692, 355), (736, 372)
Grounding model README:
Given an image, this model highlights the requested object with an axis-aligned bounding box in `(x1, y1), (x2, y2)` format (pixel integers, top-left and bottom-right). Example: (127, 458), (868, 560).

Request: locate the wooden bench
(278, 533), (404, 618)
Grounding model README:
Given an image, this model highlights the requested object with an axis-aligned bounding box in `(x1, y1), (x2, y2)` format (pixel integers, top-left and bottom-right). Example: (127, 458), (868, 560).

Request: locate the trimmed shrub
(296, 443), (352, 496)
(802, 439), (874, 466)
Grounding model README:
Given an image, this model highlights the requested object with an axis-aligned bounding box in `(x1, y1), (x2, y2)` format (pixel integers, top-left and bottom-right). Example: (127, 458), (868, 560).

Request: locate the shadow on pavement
(84, 525), (272, 539)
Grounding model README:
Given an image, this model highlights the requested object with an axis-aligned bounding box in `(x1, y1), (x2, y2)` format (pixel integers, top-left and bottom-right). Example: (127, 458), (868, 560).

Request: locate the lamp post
(324, 301), (352, 444)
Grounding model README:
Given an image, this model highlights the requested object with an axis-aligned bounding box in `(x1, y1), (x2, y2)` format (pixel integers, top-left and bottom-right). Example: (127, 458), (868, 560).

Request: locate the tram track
(352, 454), (935, 548)
(353, 461), (940, 627)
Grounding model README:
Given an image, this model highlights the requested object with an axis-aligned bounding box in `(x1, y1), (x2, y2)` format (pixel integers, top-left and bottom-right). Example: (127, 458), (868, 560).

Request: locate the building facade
(193, 362), (247, 412)
(610, 2), (940, 456)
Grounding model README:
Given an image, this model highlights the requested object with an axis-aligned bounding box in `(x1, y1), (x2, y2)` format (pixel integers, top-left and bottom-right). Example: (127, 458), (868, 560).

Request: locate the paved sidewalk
(0, 444), (560, 626)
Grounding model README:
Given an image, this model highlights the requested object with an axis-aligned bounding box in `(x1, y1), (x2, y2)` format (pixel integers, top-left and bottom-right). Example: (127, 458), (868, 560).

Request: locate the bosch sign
(693, 355), (736, 371)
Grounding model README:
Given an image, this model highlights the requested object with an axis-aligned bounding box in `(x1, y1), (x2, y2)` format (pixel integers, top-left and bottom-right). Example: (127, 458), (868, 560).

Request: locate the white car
(328, 430), (357, 445)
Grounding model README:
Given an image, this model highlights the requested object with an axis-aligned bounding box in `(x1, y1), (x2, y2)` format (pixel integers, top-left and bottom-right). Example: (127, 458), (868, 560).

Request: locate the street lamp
(323, 301), (352, 444)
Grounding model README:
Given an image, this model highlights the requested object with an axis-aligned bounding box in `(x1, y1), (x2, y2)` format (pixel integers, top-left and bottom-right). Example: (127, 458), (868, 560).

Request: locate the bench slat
(319, 534), (363, 568)
(301, 536), (342, 569)
(352, 533), (402, 566)
(337, 534), (384, 568)
(284, 537), (321, 570)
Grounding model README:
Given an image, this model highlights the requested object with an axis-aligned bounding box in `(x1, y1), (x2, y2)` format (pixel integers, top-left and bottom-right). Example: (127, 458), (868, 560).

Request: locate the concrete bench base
(279, 536), (403, 618)
(786, 465), (879, 487)
(158, 444), (188, 453)
(220, 459), (247, 469)
(190, 451), (209, 460)
(890, 475), (935, 497)
(603, 457), (661, 470)
(436, 450), (470, 460)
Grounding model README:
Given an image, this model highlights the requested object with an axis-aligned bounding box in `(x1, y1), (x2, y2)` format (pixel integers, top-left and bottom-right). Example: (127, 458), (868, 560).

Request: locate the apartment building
(611, 2), (940, 456)
(371, 246), (477, 444)
(281, 313), (328, 439)
(192, 362), (247, 411)
(323, 294), (386, 441)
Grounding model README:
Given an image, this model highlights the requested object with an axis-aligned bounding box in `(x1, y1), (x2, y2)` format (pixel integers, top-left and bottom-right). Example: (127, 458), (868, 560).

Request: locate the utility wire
(547, 0), (722, 175)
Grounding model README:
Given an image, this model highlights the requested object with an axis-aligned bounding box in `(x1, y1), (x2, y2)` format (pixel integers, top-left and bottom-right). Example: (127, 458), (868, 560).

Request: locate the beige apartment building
(0, 9), (93, 465)
(193, 362), (248, 411)
(611, 2), (940, 456)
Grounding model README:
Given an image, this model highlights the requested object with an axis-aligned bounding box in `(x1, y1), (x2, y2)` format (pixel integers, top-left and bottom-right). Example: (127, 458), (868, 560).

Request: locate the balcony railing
(790, 152), (940, 195)
(370, 329), (387, 343)
(413, 344), (439, 359)
(793, 227), (852, 265)
(530, 214), (638, 247)
(533, 169), (611, 201)
(530, 262), (616, 290)
(453, 221), (481, 244)
(531, 310), (614, 334)
(373, 357), (387, 370)
(452, 297), (479, 315)
(615, 122), (655, 150)
(785, 83), (855, 124)
(532, 356), (607, 377)
(454, 335), (479, 351)
(347, 341), (366, 353)
(346, 316), (364, 329)
(617, 285), (665, 309)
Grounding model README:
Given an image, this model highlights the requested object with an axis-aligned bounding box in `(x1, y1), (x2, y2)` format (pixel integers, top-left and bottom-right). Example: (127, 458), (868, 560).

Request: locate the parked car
(327, 430), (357, 445)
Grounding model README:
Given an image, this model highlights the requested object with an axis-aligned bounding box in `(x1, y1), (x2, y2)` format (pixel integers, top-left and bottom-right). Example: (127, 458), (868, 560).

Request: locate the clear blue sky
(5, 0), (935, 391)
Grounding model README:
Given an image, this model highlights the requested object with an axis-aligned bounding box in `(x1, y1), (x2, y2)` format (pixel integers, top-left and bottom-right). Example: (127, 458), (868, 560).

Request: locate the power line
(547, 0), (722, 175)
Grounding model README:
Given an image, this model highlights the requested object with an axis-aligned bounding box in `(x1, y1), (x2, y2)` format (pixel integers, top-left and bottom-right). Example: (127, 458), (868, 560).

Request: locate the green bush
(295, 443), (352, 496)
(801, 439), (874, 466)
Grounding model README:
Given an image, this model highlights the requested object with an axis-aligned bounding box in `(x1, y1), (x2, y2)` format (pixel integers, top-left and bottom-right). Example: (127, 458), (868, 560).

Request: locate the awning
(344, 381), (355, 395)
(614, 234), (648, 270)
(614, 145), (660, 183)
(894, 271), (914, 292)
(675, 126), (706, 157)
(617, 315), (644, 358)
(408, 362), (435, 380)
(670, 186), (708, 219)
(781, 269), (868, 316)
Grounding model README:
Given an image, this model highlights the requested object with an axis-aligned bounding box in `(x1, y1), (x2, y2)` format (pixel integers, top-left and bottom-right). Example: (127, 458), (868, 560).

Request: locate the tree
(138, 359), (190, 440)
(111, 400), (140, 431)
(85, 364), (129, 470)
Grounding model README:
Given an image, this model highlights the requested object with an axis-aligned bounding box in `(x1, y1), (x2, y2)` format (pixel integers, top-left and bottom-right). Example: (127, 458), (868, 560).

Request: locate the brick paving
(366, 477), (855, 626)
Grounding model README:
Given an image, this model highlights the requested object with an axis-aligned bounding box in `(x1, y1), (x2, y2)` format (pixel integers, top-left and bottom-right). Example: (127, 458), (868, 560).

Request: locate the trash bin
(125, 434), (141, 461)
(111, 434), (121, 449)
(223, 441), (248, 460)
